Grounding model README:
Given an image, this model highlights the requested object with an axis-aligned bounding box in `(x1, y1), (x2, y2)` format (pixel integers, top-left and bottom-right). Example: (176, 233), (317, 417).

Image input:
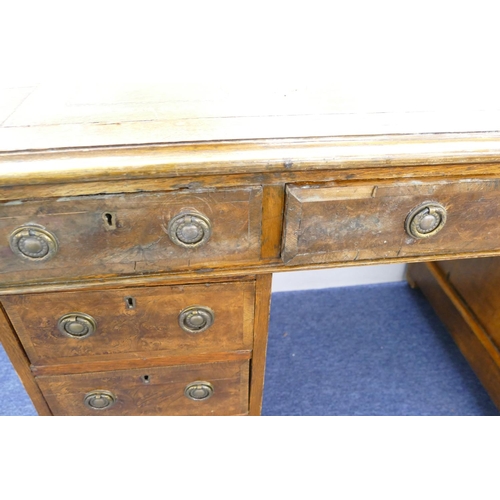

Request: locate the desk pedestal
(407, 259), (500, 409)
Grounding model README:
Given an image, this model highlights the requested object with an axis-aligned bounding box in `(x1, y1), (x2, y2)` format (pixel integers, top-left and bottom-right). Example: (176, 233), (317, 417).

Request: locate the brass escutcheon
(57, 312), (97, 339)
(9, 225), (58, 261)
(405, 201), (447, 239)
(184, 381), (214, 401)
(167, 212), (212, 248)
(178, 305), (215, 334)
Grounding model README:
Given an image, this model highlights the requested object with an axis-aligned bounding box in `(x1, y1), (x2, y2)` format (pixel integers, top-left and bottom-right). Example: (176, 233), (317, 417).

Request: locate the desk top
(3, 83), (500, 150)
(2, 83), (500, 186)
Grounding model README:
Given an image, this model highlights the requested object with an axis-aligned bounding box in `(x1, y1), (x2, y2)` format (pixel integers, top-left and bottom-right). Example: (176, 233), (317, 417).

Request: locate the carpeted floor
(0, 282), (498, 416)
(262, 282), (499, 416)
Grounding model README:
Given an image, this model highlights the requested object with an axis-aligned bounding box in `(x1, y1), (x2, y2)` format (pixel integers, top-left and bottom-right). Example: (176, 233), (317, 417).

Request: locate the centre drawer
(282, 178), (500, 265)
(36, 359), (250, 416)
(0, 186), (263, 285)
(1, 280), (255, 366)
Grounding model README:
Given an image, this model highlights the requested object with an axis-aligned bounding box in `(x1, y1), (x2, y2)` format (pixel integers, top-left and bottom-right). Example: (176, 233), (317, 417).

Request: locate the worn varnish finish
(3, 84), (500, 415)
(0, 187), (263, 285)
(37, 360), (250, 416)
(31, 350), (252, 377)
(3, 135), (500, 190)
(3, 163), (500, 204)
(2, 280), (255, 366)
(282, 179), (500, 265)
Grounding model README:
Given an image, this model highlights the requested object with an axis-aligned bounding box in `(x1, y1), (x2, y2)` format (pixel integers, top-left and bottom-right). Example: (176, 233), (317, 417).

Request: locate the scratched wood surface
(36, 359), (250, 416)
(3, 161), (500, 204)
(0, 187), (262, 285)
(282, 178), (500, 265)
(2, 280), (255, 366)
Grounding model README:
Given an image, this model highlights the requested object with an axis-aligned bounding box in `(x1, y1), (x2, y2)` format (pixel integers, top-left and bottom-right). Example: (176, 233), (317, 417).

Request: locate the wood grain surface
(2, 280), (255, 366)
(0, 187), (263, 285)
(282, 178), (500, 265)
(249, 274), (273, 416)
(37, 359), (250, 416)
(0, 304), (51, 415)
(436, 258), (500, 351)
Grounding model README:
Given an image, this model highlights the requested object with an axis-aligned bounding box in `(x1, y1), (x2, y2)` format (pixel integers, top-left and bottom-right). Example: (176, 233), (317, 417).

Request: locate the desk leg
(249, 274), (273, 416)
(407, 261), (500, 410)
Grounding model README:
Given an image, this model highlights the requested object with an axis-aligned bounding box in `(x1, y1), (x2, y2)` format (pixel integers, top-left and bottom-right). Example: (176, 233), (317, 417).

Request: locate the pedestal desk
(2, 84), (500, 415)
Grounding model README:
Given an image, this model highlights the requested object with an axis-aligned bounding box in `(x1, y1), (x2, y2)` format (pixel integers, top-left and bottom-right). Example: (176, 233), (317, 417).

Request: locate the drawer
(36, 360), (250, 416)
(282, 179), (500, 265)
(2, 280), (255, 366)
(0, 187), (262, 285)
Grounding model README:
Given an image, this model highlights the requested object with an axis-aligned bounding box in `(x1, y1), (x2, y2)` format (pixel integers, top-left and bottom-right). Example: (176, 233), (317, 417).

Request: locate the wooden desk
(1, 84), (500, 415)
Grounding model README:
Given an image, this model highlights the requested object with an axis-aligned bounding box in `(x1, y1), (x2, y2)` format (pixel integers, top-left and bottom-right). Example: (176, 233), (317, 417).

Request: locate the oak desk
(2, 84), (500, 415)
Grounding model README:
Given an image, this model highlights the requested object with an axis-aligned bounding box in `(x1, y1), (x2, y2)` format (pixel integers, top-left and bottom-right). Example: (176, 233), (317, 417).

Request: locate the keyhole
(103, 212), (117, 230)
(142, 375), (150, 384)
(125, 297), (136, 310)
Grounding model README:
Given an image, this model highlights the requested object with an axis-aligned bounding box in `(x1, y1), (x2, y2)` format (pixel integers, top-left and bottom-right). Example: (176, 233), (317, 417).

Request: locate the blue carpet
(0, 345), (36, 416)
(0, 282), (498, 416)
(262, 282), (499, 416)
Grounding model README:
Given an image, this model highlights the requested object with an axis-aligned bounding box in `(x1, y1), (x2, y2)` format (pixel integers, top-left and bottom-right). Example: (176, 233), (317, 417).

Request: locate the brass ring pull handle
(405, 202), (447, 239)
(184, 381), (214, 401)
(57, 313), (97, 339)
(9, 225), (58, 261)
(167, 212), (212, 248)
(83, 390), (116, 410)
(178, 306), (215, 334)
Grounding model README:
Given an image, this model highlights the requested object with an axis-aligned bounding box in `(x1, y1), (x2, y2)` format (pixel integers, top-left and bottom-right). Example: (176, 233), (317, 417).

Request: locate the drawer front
(282, 179), (500, 265)
(2, 280), (255, 366)
(0, 187), (262, 284)
(36, 360), (250, 416)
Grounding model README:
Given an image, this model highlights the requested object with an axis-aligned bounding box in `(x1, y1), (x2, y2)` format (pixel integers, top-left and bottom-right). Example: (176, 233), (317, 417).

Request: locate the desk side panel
(407, 261), (500, 410)
(0, 304), (51, 415)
